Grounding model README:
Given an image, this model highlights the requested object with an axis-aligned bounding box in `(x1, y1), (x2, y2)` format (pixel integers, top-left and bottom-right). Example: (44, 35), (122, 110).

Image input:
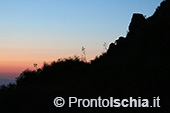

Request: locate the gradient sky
(0, 0), (162, 80)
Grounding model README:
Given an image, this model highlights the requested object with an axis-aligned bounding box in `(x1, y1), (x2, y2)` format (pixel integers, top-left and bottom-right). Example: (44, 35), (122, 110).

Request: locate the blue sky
(0, 0), (163, 79)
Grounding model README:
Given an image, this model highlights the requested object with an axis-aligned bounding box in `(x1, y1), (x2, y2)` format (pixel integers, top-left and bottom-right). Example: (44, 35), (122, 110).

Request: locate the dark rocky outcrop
(129, 13), (146, 32)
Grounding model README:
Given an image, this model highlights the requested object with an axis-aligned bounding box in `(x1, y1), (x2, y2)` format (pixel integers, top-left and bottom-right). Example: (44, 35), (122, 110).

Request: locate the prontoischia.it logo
(54, 96), (161, 108)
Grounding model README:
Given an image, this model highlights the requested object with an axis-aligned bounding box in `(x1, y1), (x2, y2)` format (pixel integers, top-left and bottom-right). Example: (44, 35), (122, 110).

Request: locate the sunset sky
(0, 0), (162, 83)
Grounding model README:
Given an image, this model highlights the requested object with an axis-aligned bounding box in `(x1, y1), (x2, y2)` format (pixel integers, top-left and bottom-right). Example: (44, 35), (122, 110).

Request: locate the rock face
(107, 0), (170, 54)
(128, 13), (146, 32)
(151, 0), (170, 20)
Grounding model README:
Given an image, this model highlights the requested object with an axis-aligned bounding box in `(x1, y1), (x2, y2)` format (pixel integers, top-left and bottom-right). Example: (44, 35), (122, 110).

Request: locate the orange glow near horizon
(0, 48), (102, 74)
(0, 61), (39, 73)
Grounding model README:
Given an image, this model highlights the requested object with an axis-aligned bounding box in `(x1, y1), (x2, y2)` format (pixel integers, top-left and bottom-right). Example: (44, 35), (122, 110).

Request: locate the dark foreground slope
(0, 0), (170, 113)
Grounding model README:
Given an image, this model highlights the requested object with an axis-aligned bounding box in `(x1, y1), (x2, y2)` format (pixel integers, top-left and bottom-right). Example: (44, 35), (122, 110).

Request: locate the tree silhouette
(103, 42), (108, 51)
(81, 46), (86, 62)
(33, 63), (38, 68)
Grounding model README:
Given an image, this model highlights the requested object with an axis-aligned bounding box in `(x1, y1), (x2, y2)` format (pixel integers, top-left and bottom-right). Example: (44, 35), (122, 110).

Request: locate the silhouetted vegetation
(0, 0), (170, 112)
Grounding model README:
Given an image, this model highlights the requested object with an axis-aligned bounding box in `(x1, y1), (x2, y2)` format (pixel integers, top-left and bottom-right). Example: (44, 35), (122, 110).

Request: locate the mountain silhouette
(0, 0), (170, 113)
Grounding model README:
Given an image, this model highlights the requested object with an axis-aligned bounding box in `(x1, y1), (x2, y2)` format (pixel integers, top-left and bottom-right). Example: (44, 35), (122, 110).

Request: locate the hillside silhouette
(0, 0), (170, 113)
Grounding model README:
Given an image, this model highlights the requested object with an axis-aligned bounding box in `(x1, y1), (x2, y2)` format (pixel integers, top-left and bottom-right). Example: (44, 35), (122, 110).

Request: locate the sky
(0, 0), (163, 83)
